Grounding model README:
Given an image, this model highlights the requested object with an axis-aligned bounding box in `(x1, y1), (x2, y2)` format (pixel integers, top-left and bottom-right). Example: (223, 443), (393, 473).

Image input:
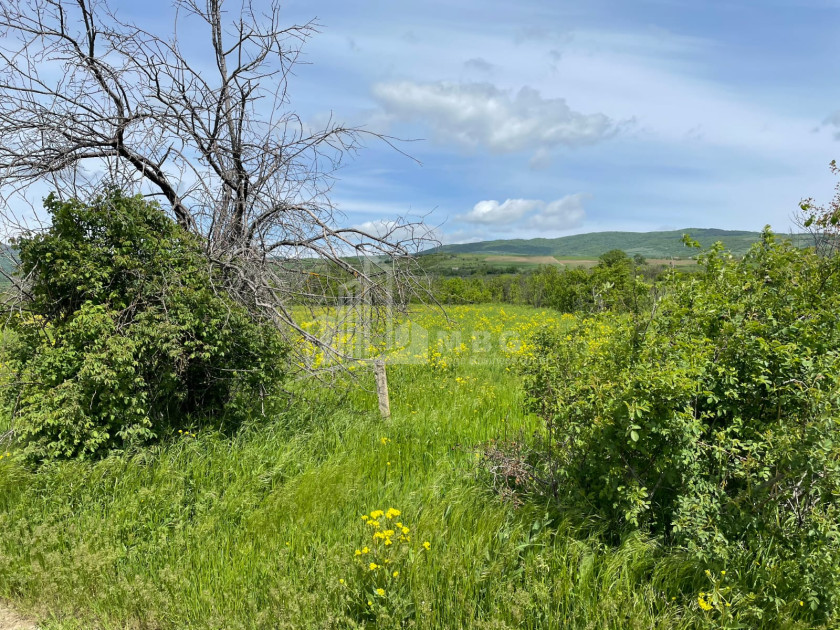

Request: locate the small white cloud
(529, 194), (587, 230)
(371, 81), (617, 154)
(352, 219), (439, 247)
(439, 229), (489, 245)
(458, 194), (586, 231)
(459, 199), (542, 225)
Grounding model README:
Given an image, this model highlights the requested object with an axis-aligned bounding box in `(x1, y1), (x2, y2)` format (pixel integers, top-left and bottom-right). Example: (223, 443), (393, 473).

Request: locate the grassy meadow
(0, 305), (793, 629)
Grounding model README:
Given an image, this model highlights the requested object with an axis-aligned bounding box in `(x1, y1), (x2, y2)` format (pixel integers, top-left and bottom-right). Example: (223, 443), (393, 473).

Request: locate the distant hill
(428, 228), (811, 259)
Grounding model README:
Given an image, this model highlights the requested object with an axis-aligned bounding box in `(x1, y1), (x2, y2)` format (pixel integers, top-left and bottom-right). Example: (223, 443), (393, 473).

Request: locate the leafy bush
(522, 230), (840, 621)
(3, 190), (288, 461)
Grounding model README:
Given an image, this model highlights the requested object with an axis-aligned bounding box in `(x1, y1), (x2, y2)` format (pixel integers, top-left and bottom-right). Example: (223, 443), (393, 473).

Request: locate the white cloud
(529, 194), (587, 230)
(371, 81), (617, 153)
(458, 194), (586, 231)
(352, 219), (440, 246)
(459, 198), (542, 224)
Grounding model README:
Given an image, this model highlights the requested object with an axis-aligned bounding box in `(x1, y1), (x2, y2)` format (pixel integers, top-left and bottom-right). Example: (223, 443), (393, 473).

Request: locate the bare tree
(0, 0), (435, 368)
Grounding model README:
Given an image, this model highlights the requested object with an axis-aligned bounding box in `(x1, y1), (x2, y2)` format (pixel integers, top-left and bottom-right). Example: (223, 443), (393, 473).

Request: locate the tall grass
(0, 305), (810, 628)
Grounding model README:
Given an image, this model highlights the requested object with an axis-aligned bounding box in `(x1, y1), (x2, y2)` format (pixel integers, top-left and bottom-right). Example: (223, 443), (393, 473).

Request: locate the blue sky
(129, 0), (840, 243)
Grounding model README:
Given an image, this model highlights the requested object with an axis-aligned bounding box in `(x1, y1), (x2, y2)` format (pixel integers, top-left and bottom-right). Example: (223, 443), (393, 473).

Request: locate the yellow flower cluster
(696, 569), (736, 614)
(427, 341), (450, 372)
(360, 508), (409, 548)
(347, 507), (431, 609)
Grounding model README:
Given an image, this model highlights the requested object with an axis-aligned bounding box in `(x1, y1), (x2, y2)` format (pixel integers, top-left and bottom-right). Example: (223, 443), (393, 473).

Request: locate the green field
(0, 305), (725, 629)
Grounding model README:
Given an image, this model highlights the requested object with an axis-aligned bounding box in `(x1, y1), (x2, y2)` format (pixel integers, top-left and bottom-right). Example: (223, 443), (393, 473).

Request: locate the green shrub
(3, 190), (288, 462)
(522, 230), (840, 621)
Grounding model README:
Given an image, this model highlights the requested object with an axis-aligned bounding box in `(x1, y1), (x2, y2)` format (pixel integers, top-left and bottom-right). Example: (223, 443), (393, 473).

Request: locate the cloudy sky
(134, 0), (839, 243)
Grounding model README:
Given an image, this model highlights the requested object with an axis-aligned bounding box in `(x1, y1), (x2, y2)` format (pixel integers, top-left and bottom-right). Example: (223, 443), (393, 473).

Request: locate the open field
(0, 303), (825, 628)
(0, 304), (725, 630)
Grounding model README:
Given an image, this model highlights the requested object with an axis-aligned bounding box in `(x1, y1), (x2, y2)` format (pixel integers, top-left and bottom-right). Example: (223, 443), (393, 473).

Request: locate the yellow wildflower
(698, 594), (713, 611)
(369, 562), (379, 571)
(385, 508), (401, 519)
(370, 510), (384, 519)
(376, 588), (385, 596)
(354, 549), (362, 557)
(422, 541), (431, 550)
(392, 571), (399, 578)
(362, 547), (369, 554)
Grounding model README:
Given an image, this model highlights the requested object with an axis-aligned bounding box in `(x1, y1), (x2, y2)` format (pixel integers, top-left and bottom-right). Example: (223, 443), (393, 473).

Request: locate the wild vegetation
(3, 219), (840, 627)
(2, 305), (699, 630)
(3, 191), (288, 462)
(521, 231), (840, 625)
(0, 0), (836, 624)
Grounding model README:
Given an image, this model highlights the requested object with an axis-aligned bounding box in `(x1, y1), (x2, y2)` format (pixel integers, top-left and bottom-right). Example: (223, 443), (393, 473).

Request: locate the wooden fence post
(374, 359), (391, 419)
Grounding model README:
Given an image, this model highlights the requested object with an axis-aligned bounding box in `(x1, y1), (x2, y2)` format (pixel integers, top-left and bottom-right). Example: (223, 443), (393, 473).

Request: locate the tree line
(428, 249), (672, 314)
